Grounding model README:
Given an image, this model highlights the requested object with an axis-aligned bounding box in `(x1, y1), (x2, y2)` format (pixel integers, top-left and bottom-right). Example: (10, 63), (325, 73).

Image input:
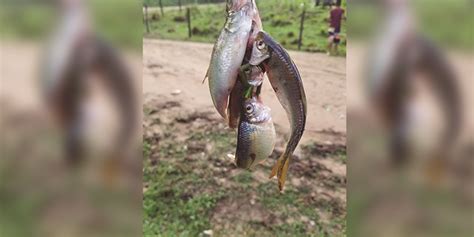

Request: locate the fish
(235, 96), (276, 169)
(247, 0), (263, 53)
(227, 63), (264, 128)
(249, 31), (307, 191)
(205, 0), (256, 119)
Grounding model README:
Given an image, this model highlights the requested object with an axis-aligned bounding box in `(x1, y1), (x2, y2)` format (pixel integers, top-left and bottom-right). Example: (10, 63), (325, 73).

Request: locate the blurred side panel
(347, 0), (473, 236)
(0, 0), (142, 236)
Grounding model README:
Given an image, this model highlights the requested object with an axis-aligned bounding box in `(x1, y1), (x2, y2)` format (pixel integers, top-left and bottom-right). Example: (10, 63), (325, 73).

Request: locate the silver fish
(205, 0), (254, 119)
(235, 96), (276, 169)
(249, 31), (307, 191)
(206, 0), (262, 120)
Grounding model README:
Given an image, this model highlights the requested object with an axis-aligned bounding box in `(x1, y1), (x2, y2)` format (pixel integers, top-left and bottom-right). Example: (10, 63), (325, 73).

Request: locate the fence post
(298, 8), (306, 50)
(144, 4), (150, 33)
(187, 8), (192, 38)
(159, 0), (164, 16)
(179, 0), (182, 12)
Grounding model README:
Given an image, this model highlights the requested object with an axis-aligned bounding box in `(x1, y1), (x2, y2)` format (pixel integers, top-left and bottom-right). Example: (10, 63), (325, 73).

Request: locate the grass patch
(145, 0), (347, 55)
(0, 0), (142, 50)
(348, 0), (473, 50)
(301, 141), (347, 164)
(232, 171), (254, 189)
(143, 157), (223, 236)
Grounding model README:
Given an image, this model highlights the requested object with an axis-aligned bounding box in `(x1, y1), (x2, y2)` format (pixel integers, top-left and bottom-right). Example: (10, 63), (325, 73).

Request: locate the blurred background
(1, 0), (142, 236)
(142, 0), (347, 236)
(347, 0), (473, 236)
(3, 0), (471, 236)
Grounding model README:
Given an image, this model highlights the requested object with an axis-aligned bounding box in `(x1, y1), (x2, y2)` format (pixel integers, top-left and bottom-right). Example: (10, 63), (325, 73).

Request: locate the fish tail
(269, 154), (290, 191)
(269, 158), (281, 178)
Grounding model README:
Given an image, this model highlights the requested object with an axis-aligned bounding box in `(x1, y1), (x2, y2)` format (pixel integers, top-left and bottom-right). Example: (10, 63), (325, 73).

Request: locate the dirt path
(143, 39), (347, 145)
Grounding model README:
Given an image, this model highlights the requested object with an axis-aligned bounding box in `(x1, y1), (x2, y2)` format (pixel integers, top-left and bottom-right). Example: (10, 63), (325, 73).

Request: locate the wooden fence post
(298, 8), (306, 50)
(187, 8), (192, 38)
(179, 0), (182, 12)
(159, 0), (164, 16)
(144, 4), (150, 33)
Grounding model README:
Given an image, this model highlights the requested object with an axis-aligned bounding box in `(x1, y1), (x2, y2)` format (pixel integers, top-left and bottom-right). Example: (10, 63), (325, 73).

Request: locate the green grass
(143, 104), (347, 236)
(301, 141), (347, 164)
(232, 171), (254, 183)
(145, 0), (347, 55)
(143, 159), (222, 236)
(0, 0), (142, 50)
(0, 4), (55, 39)
(348, 0), (473, 50)
(144, 0), (226, 7)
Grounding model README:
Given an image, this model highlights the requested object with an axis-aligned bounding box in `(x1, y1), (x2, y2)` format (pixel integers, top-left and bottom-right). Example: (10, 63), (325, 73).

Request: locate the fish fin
(278, 158), (290, 191)
(269, 157), (281, 178)
(202, 68), (209, 84)
(269, 154), (290, 191)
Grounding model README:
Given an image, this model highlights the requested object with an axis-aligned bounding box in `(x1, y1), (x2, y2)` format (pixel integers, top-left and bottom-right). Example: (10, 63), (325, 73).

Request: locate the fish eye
(245, 104), (253, 113)
(257, 40), (266, 50)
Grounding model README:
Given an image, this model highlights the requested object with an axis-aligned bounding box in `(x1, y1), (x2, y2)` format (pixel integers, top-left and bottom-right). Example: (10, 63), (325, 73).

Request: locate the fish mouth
(247, 65), (264, 86)
(243, 97), (272, 123)
(252, 105), (272, 124)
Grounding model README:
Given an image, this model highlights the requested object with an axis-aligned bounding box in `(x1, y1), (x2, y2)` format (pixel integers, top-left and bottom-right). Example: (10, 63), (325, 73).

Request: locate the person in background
(327, 0), (345, 56)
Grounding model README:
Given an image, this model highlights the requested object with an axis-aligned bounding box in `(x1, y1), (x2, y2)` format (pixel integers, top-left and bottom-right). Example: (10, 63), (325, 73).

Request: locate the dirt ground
(142, 97), (347, 236)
